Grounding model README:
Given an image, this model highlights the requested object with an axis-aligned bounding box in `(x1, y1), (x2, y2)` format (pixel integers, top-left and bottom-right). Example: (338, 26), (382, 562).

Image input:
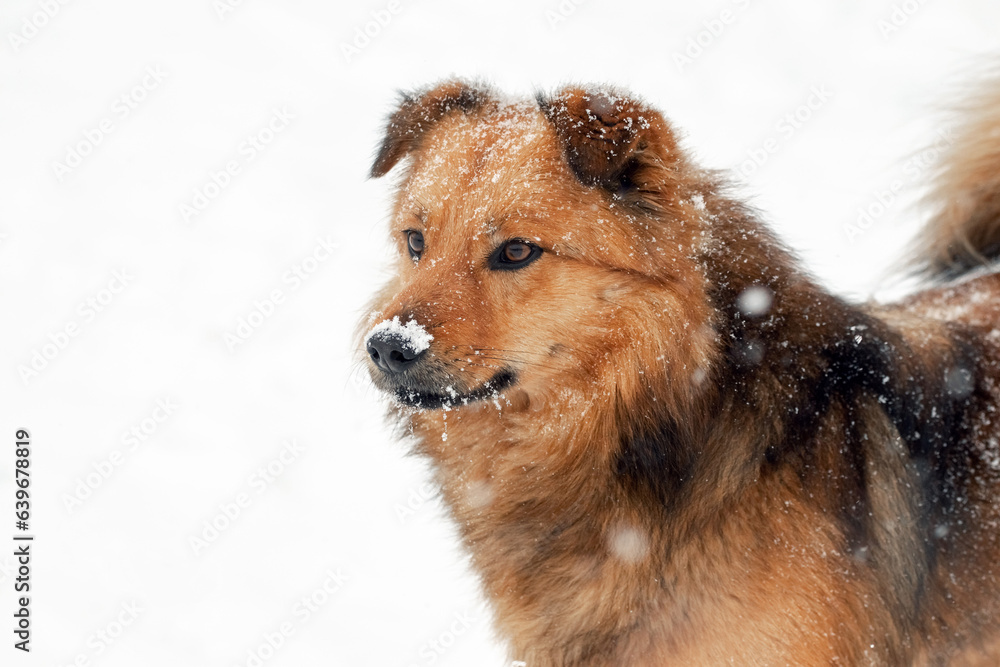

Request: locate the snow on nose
(365, 316), (434, 353)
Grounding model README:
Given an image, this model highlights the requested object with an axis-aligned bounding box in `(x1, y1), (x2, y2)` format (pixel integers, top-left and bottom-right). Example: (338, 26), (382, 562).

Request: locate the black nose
(367, 333), (425, 374)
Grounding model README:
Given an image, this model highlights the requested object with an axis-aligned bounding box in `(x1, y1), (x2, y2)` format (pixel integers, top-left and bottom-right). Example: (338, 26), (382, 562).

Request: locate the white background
(2, 0), (998, 665)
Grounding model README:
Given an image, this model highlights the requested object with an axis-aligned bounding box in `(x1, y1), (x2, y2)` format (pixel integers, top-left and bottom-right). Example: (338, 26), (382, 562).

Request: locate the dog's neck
(403, 363), (881, 662)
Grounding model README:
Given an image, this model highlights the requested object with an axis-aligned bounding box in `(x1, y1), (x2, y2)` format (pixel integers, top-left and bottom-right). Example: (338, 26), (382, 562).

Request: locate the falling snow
(607, 524), (651, 564)
(736, 285), (774, 317)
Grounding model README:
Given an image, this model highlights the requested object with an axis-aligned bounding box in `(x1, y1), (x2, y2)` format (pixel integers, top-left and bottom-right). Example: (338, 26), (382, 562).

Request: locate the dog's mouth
(391, 368), (518, 409)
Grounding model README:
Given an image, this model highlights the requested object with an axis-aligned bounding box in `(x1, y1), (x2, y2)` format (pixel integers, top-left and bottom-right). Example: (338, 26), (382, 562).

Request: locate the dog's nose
(367, 333), (425, 374)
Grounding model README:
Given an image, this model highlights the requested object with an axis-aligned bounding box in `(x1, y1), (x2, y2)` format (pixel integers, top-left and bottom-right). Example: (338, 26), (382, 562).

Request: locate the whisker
(345, 361), (377, 396)
(444, 344), (568, 358)
(451, 359), (507, 372)
(472, 348), (560, 357)
(449, 357), (533, 375)
(474, 355), (563, 372)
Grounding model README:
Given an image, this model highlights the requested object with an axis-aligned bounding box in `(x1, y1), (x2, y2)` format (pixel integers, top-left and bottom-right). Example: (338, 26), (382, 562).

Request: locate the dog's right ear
(370, 80), (493, 178)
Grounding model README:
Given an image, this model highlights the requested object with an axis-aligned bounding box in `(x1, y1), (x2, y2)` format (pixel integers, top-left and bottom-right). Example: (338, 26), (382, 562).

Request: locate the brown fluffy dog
(361, 78), (1000, 665)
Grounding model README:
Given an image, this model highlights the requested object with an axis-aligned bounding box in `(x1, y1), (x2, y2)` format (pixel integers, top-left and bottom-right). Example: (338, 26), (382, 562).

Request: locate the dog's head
(361, 80), (719, 413)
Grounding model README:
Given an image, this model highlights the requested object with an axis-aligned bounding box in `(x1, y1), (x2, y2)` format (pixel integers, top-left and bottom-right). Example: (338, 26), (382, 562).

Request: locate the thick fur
(912, 68), (1000, 278)
(362, 79), (1000, 665)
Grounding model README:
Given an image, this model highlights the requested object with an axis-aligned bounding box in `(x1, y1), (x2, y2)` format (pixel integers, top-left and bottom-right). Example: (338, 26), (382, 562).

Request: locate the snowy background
(2, 0), (999, 664)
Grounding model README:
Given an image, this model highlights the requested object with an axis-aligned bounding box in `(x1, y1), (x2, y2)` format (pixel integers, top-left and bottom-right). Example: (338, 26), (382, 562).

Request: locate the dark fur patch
(614, 392), (695, 506)
(703, 255), (977, 554)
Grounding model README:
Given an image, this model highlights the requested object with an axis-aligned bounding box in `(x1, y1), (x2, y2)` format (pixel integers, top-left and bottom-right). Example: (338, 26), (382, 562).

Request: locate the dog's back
(881, 73), (1000, 664)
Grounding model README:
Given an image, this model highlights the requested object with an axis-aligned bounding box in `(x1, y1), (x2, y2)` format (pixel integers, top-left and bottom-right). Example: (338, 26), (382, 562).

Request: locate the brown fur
(361, 79), (1000, 665)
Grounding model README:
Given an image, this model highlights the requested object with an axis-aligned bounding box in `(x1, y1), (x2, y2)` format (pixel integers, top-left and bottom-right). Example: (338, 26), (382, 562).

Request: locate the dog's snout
(367, 333), (425, 374)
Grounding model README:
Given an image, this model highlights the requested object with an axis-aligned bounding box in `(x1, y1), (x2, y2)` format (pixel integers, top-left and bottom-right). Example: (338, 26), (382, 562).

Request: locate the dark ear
(537, 87), (679, 197)
(370, 80), (493, 178)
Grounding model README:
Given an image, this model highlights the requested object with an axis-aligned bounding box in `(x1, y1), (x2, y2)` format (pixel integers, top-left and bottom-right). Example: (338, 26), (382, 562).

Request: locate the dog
(360, 77), (1000, 665)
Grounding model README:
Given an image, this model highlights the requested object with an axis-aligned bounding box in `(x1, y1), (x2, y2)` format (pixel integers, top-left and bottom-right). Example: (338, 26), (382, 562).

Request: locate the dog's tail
(912, 69), (1000, 279)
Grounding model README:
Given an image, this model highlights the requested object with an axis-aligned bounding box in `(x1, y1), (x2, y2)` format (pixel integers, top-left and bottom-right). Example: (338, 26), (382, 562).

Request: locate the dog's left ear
(538, 87), (681, 204)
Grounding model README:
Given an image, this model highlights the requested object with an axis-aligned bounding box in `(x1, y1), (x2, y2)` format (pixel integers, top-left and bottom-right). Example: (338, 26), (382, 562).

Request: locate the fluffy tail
(913, 68), (1000, 279)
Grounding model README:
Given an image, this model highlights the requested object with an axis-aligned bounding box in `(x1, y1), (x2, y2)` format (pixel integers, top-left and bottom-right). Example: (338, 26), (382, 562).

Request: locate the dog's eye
(490, 239), (542, 271)
(504, 242), (531, 262)
(405, 230), (424, 260)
